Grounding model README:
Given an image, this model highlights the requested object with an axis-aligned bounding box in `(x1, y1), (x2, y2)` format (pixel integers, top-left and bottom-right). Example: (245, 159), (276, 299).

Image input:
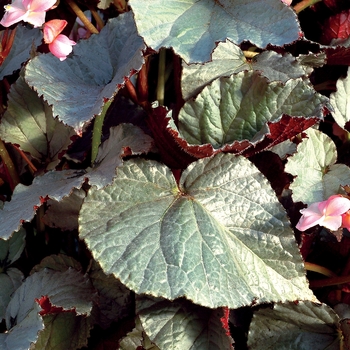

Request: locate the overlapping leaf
(285, 128), (350, 205)
(0, 124), (152, 240)
(25, 12), (145, 133)
(129, 0), (301, 63)
(0, 25), (42, 80)
(0, 76), (75, 170)
(79, 153), (314, 309)
(137, 297), (234, 350)
(330, 66), (350, 129)
(182, 43), (308, 100)
(248, 301), (341, 349)
(3, 268), (94, 350)
(178, 71), (328, 148)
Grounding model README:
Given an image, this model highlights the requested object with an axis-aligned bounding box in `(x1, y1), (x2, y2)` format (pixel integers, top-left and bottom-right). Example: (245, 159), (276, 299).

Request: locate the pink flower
(281, 0), (292, 5)
(296, 195), (350, 231)
(43, 19), (76, 61)
(0, 0), (57, 28)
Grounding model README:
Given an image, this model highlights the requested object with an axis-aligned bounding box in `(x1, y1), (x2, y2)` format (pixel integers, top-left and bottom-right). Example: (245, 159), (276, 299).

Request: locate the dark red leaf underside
(325, 46), (350, 65)
(36, 295), (76, 316)
(321, 10), (350, 44)
(148, 107), (320, 165)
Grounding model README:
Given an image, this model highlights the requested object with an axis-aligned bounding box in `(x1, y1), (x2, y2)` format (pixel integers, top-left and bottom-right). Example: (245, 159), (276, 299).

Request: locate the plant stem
(91, 99), (113, 165)
(66, 0), (99, 34)
(0, 139), (19, 190)
(293, 0), (322, 14)
(88, 6), (104, 30)
(157, 48), (166, 106)
(309, 275), (350, 288)
(304, 262), (337, 278)
(13, 145), (37, 173)
(137, 61), (149, 106)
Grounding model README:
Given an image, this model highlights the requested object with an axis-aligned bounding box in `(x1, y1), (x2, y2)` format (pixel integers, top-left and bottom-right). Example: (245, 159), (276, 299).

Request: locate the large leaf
(248, 301), (341, 350)
(178, 71), (328, 148)
(0, 25), (42, 80)
(0, 76), (75, 170)
(25, 12), (145, 133)
(285, 128), (350, 205)
(129, 0), (301, 63)
(79, 153), (314, 309)
(137, 297), (234, 350)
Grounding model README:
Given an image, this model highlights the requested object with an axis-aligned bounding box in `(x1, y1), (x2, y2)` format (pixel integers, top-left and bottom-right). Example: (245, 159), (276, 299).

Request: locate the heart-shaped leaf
(79, 153), (314, 309)
(285, 128), (350, 205)
(25, 12), (145, 133)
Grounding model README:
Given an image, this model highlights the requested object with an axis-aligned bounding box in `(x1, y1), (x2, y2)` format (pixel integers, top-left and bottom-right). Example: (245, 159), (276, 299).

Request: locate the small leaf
(330, 66), (350, 130)
(285, 128), (350, 205)
(178, 71), (328, 148)
(137, 297), (234, 350)
(119, 317), (160, 350)
(42, 188), (86, 231)
(248, 301), (341, 350)
(0, 268), (23, 321)
(0, 228), (26, 265)
(79, 153), (314, 309)
(30, 254), (83, 275)
(25, 13), (145, 133)
(0, 76), (75, 169)
(0, 25), (42, 80)
(91, 124), (154, 189)
(129, 0), (301, 63)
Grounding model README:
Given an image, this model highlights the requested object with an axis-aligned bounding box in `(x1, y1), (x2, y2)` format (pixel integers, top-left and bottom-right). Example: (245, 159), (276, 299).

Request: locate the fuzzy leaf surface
(285, 128), (350, 205)
(137, 297), (234, 350)
(0, 76), (75, 169)
(178, 71), (328, 148)
(0, 124), (150, 240)
(4, 268), (94, 349)
(32, 313), (93, 350)
(330, 66), (350, 129)
(129, 0), (300, 63)
(79, 153), (313, 309)
(0, 25), (42, 80)
(25, 12), (145, 133)
(182, 45), (307, 100)
(248, 301), (341, 350)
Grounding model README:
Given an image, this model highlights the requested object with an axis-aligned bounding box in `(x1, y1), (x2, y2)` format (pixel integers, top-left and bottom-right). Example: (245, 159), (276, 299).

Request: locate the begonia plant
(1, 0), (350, 349)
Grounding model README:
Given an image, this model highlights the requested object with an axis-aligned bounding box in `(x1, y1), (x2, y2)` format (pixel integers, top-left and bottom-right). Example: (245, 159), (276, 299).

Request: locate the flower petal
(27, 0), (57, 12)
(324, 195), (350, 216)
(296, 213), (324, 231)
(43, 19), (67, 43)
(48, 34), (75, 61)
(321, 215), (343, 231)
